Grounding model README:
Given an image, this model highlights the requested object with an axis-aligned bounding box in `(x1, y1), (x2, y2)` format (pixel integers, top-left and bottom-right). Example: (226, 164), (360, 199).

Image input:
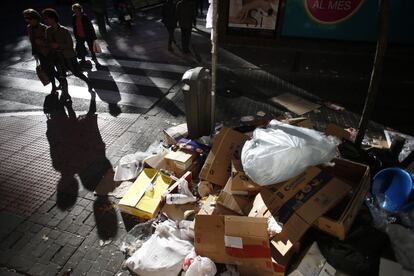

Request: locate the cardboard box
(230, 160), (261, 195)
(313, 158), (370, 240)
(195, 214), (282, 275)
(256, 167), (352, 256)
(163, 123), (188, 145)
(199, 128), (249, 186)
(119, 169), (171, 220)
(164, 150), (194, 175)
(217, 178), (252, 215)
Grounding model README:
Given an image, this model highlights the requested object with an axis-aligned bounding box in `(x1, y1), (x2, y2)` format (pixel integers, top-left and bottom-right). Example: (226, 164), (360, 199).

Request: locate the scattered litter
(324, 101), (345, 111)
(114, 152), (151, 182)
(42, 235), (49, 241)
(288, 242), (336, 276)
(384, 129), (414, 162)
(108, 181), (134, 199)
(119, 219), (154, 257)
(267, 216), (282, 238)
(99, 240), (112, 247)
(125, 220), (194, 276)
(256, 111), (266, 117)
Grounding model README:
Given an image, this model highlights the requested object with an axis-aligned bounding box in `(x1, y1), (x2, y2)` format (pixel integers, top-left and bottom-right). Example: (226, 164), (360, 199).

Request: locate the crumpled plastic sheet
(119, 219), (155, 257)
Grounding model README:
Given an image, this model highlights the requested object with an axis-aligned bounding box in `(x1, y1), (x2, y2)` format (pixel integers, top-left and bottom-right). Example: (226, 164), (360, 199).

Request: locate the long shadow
(85, 63), (123, 116)
(45, 96), (118, 239)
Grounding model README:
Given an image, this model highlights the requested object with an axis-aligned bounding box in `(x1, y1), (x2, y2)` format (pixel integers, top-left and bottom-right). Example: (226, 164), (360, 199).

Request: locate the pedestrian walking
(42, 8), (92, 104)
(162, 0), (177, 51)
(176, 0), (195, 54)
(71, 3), (98, 66)
(90, 0), (108, 38)
(23, 9), (60, 94)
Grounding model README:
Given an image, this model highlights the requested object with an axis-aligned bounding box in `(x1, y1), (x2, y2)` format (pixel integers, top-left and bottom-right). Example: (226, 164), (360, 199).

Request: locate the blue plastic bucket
(372, 167), (413, 213)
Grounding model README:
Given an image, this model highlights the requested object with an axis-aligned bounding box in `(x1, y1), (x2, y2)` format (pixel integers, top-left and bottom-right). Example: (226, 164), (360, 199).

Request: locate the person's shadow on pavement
(86, 64), (122, 117)
(45, 96), (119, 240)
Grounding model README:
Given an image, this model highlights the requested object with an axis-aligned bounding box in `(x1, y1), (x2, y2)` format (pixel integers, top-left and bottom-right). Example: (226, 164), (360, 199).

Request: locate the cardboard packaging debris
(271, 93), (321, 115)
(143, 151), (168, 171)
(195, 214), (283, 275)
(313, 158), (370, 240)
(217, 177), (253, 215)
(229, 160), (261, 195)
(164, 150), (196, 176)
(253, 166), (351, 256)
(163, 123), (188, 145)
(325, 123), (351, 141)
(199, 128), (249, 186)
(119, 169), (171, 220)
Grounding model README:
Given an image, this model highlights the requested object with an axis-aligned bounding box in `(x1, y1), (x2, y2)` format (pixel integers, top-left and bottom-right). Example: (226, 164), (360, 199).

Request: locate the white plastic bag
(241, 120), (338, 186)
(125, 220), (194, 276)
(186, 256), (217, 276)
(113, 152), (149, 181)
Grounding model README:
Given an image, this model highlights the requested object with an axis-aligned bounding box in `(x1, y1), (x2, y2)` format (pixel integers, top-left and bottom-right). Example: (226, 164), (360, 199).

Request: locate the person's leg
(86, 40), (97, 61)
(167, 27), (175, 50)
(39, 54), (57, 92)
(76, 39), (87, 63)
(68, 58), (93, 90)
(182, 28), (191, 53)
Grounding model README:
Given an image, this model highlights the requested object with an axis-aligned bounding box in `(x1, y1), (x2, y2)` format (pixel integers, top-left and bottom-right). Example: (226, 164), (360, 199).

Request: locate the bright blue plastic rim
(372, 167), (413, 213)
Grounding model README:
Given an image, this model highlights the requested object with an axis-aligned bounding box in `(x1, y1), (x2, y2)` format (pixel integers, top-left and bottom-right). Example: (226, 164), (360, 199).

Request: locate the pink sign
(305, 0), (364, 24)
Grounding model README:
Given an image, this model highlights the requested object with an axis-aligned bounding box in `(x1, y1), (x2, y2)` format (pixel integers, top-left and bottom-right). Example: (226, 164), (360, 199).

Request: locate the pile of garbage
(112, 115), (414, 276)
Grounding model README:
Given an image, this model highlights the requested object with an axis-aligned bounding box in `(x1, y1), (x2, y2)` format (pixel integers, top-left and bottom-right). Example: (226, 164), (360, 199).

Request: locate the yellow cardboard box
(119, 169), (171, 220)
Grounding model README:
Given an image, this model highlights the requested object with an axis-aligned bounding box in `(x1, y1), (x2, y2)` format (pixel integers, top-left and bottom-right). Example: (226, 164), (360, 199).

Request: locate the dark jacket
(176, 0), (195, 29)
(27, 23), (50, 57)
(162, 0), (177, 29)
(46, 24), (76, 59)
(72, 13), (97, 41)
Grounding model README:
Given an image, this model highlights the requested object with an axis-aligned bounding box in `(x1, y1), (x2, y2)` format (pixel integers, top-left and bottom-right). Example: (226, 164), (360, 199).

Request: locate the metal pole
(355, 0), (389, 147)
(210, 0), (217, 135)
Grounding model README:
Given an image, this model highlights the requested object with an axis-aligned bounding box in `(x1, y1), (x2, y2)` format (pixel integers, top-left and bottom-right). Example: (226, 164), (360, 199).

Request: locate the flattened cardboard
(217, 178), (252, 215)
(271, 93), (321, 115)
(230, 160), (261, 195)
(195, 214), (278, 274)
(199, 128), (249, 186)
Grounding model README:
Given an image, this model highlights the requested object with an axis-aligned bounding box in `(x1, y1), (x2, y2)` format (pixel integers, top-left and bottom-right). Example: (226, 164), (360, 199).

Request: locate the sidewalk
(0, 6), (411, 276)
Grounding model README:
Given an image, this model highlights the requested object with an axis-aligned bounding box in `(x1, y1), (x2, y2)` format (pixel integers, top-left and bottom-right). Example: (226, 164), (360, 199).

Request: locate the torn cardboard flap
(269, 169), (352, 255)
(230, 160), (261, 195)
(199, 128), (249, 186)
(325, 123), (351, 141)
(217, 178), (253, 215)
